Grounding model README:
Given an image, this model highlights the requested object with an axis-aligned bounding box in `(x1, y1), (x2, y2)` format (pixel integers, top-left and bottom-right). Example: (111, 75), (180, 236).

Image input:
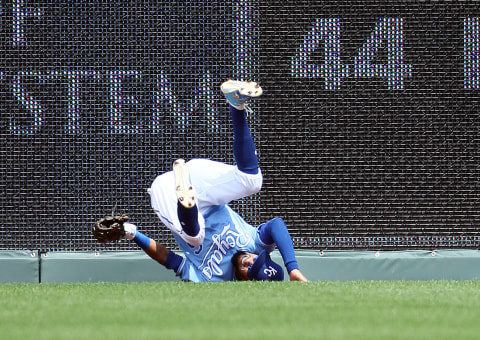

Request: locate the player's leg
(177, 80), (263, 208)
(220, 79), (262, 175)
(149, 169), (205, 247)
(149, 79), (263, 240)
(229, 105), (259, 174)
(173, 158), (200, 239)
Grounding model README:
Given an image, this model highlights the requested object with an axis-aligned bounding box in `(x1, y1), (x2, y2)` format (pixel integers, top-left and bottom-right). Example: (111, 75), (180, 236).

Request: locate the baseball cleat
(220, 79), (262, 110)
(173, 159), (196, 209)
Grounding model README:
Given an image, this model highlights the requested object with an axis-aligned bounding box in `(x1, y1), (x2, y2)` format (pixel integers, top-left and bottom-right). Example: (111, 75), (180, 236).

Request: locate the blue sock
(258, 217), (299, 273)
(133, 231), (151, 250)
(177, 201), (200, 237)
(230, 105), (259, 175)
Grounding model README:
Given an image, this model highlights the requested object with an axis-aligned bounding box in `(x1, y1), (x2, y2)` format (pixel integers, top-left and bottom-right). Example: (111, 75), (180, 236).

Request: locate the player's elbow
(270, 217), (288, 230)
(243, 173), (263, 195)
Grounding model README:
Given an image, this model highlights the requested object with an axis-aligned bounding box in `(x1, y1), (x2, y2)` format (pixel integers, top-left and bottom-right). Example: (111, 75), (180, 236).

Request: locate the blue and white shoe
(220, 79), (262, 110)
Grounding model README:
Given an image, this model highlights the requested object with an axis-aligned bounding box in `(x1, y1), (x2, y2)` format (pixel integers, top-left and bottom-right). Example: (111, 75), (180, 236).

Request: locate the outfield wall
(2, 1), (480, 254)
(1, 250), (480, 283)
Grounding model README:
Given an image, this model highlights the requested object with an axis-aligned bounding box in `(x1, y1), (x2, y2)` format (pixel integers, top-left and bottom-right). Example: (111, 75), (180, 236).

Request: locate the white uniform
(148, 158), (263, 246)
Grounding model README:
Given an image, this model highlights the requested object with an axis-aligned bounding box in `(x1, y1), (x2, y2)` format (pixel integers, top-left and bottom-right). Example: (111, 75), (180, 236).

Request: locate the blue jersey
(174, 204), (273, 282)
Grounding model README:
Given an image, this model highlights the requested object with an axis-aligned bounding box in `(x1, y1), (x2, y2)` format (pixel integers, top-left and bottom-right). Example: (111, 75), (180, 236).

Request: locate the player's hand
(289, 269), (308, 282)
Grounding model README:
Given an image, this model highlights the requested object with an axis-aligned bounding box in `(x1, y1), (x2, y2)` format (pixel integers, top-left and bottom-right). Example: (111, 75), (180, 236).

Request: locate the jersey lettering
(200, 223), (252, 279)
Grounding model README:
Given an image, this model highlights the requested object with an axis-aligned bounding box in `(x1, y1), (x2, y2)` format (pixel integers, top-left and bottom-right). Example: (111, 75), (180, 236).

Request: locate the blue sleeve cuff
(285, 261), (299, 273)
(165, 251), (184, 273)
(133, 231), (151, 249)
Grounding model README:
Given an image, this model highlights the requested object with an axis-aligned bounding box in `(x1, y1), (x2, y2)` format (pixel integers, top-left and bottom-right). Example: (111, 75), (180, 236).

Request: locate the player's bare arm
(142, 239), (170, 266)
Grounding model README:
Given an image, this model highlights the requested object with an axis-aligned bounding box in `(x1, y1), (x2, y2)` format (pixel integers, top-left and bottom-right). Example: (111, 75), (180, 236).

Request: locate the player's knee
(248, 181), (262, 195)
(236, 181), (262, 197)
(245, 173), (263, 195)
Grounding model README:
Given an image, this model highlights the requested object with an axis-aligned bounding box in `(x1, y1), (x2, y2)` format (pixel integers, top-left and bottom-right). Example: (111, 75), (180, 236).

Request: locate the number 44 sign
(291, 17), (480, 90)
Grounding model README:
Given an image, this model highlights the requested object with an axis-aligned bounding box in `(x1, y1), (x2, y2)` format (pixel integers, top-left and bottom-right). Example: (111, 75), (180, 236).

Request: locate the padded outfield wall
(0, 1), (479, 258)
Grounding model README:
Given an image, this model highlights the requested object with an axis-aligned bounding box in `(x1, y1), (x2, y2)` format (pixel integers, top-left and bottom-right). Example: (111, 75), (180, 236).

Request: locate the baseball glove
(92, 214), (130, 243)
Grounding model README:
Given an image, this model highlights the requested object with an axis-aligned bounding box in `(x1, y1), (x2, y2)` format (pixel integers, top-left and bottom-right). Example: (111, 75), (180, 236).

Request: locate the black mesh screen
(1, 1), (479, 252)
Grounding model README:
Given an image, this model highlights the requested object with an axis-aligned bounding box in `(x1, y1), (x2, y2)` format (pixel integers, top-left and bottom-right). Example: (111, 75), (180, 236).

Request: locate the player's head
(231, 250), (284, 281)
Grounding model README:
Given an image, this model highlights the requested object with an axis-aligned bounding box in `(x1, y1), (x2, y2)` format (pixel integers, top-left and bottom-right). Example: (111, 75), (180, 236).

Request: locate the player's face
(234, 252), (257, 281)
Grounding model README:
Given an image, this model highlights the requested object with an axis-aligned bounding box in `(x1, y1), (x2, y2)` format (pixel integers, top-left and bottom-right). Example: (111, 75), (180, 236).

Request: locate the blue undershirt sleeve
(133, 231), (151, 249)
(165, 251), (184, 272)
(258, 217), (299, 273)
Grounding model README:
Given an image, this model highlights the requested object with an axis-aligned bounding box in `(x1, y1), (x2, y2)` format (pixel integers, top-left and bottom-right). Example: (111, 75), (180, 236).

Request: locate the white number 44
(291, 17), (412, 90)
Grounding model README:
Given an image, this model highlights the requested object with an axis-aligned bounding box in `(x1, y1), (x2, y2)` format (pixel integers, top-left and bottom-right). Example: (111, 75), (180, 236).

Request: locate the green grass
(1, 281), (479, 340)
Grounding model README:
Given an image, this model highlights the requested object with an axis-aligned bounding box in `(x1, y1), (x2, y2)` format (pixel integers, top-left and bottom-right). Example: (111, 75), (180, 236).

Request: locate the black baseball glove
(92, 214), (130, 243)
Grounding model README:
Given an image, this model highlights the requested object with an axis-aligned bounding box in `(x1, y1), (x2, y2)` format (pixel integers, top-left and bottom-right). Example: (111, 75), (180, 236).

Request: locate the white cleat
(220, 79), (262, 110)
(173, 159), (196, 209)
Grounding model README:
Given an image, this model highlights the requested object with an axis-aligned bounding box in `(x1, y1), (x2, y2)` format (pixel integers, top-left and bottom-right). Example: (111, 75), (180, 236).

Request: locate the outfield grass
(0, 281), (479, 340)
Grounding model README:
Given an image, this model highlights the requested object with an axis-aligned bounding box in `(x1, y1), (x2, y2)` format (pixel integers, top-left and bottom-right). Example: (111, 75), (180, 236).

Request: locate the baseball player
(112, 79), (308, 282)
